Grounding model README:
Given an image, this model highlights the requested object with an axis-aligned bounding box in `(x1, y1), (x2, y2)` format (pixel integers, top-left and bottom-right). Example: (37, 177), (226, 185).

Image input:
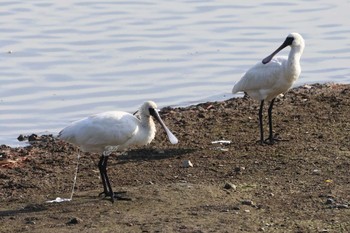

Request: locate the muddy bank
(1, 83), (349, 233)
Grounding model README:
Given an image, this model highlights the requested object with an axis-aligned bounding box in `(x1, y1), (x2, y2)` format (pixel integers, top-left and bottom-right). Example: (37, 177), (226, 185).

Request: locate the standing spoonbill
(232, 33), (305, 145)
(59, 101), (178, 202)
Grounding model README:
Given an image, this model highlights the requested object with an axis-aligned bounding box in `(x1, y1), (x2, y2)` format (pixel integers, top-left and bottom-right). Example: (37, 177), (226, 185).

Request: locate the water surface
(1, 0), (349, 146)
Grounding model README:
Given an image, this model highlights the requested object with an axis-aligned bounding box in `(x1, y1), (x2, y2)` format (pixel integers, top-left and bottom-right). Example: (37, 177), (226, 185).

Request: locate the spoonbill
(59, 101), (178, 202)
(232, 33), (305, 145)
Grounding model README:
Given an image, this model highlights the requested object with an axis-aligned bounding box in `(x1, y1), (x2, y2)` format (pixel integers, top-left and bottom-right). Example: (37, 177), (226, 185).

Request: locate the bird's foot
(263, 134), (288, 145)
(98, 191), (132, 202)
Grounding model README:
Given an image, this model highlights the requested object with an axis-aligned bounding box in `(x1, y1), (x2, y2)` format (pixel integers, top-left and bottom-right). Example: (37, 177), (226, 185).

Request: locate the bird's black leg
(98, 155), (110, 198)
(98, 155), (117, 203)
(267, 98), (276, 144)
(98, 153), (132, 203)
(258, 100), (265, 145)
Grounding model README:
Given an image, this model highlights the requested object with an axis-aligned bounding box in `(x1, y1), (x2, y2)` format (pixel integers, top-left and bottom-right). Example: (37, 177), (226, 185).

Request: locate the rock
(234, 166), (245, 175)
(312, 169), (321, 175)
(335, 204), (349, 209)
(302, 84), (313, 89)
(17, 134), (26, 141)
(224, 182), (237, 190)
(26, 220), (36, 225)
(319, 229), (329, 233)
(28, 134), (38, 142)
(325, 198), (335, 205)
(182, 160), (193, 168)
(67, 217), (82, 225)
(241, 200), (254, 206)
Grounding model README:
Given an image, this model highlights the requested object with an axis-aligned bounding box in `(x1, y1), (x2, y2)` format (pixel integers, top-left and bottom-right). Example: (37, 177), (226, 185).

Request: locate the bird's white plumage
(59, 111), (147, 152)
(59, 101), (176, 153)
(232, 33), (305, 101)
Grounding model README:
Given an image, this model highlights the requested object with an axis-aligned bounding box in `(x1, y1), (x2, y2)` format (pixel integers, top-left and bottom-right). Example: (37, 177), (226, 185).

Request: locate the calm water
(1, 0), (349, 146)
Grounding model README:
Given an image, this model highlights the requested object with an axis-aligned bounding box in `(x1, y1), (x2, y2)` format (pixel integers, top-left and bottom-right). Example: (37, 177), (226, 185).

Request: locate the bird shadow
(0, 203), (47, 217)
(115, 148), (196, 164)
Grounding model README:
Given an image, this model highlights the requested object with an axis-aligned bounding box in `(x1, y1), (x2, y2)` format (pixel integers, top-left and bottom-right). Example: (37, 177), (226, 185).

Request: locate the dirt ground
(1, 83), (349, 233)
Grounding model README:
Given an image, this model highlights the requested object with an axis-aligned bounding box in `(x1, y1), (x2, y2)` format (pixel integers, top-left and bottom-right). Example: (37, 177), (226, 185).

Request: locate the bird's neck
(140, 116), (156, 143)
(288, 46), (304, 66)
(140, 116), (156, 133)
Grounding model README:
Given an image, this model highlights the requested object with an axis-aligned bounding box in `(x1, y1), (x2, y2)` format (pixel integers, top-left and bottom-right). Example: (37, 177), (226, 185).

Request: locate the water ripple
(0, 0), (349, 146)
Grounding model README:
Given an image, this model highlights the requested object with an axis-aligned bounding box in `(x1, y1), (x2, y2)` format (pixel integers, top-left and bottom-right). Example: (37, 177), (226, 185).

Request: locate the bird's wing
(59, 111), (139, 150)
(84, 112), (139, 146)
(233, 57), (286, 93)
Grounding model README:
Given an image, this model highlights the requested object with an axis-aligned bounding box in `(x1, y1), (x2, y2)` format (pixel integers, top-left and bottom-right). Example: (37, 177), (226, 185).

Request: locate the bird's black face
(149, 106), (172, 135)
(284, 36), (294, 46)
(262, 36), (295, 64)
(149, 107), (165, 126)
(149, 107), (157, 118)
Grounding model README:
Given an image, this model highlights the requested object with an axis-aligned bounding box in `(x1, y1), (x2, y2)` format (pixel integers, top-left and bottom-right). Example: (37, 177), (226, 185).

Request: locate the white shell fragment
(211, 140), (231, 145)
(182, 160), (193, 168)
(46, 197), (72, 203)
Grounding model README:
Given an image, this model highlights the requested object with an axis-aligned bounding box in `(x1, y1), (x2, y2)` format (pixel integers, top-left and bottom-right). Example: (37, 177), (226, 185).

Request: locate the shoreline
(1, 82), (344, 149)
(1, 82), (350, 232)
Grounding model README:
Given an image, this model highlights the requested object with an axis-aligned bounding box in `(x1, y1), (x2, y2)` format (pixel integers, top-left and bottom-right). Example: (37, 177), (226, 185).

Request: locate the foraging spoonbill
(59, 101), (178, 202)
(232, 33), (305, 145)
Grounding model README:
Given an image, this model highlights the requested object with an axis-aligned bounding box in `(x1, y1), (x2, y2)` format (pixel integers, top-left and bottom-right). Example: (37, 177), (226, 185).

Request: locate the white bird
(232, 33), (305, 145)
(59, 101), (178, 202)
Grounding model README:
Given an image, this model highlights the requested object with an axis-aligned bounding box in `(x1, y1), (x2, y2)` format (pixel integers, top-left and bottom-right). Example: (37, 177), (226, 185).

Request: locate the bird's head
(262, 32), (304, 64)
(288, 32), (305, 49)
(139, 101), (178, 144)
(140, 101), (158, 117)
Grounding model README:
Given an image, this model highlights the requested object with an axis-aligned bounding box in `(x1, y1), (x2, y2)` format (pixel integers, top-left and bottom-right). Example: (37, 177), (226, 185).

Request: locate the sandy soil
(1, 83), (349, 233)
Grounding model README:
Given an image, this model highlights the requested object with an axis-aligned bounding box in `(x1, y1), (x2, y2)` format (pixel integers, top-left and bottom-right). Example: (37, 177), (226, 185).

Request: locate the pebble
(17, 134), (26, 141)
(67, 217), (82, 225)
(312, 169), (321, 175)
(28, 134), (38, 142)
(241, 200), (254, 206)
(303, 84), (313, 89)
(234, 166), (245, 175)
(182, 160), (193, 168)
(319, 229), (329, 233)
(335, 204), (349, 209)
(25, 220), (36, 225)
(325, 198), (335, 205)
(224, 182), (237, 190)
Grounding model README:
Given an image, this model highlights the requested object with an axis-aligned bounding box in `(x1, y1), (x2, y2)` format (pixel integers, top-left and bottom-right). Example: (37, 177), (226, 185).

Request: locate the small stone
(25, 220), (36, 225)
(244, 209), (250, 213)
(234, 166), (245, 175)
(182, 160), (193, 168)
(67, 217), (82, 225)
(303, 84), (313, 89)
(335, 204), (349, 209)
(319, 229), (329, 233)
(325, 198), (335, 205)
(28, 134), (38, 141)
(224, 182), (237, 190)
(17, 134), (26, 141)
(312, 169), (321, 175)
(241, 200), (254, 206)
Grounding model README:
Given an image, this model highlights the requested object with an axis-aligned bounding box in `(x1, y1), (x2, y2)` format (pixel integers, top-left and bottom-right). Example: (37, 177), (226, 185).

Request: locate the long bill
(262, 37), (294, 64)
(151, 109), (179, 144)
